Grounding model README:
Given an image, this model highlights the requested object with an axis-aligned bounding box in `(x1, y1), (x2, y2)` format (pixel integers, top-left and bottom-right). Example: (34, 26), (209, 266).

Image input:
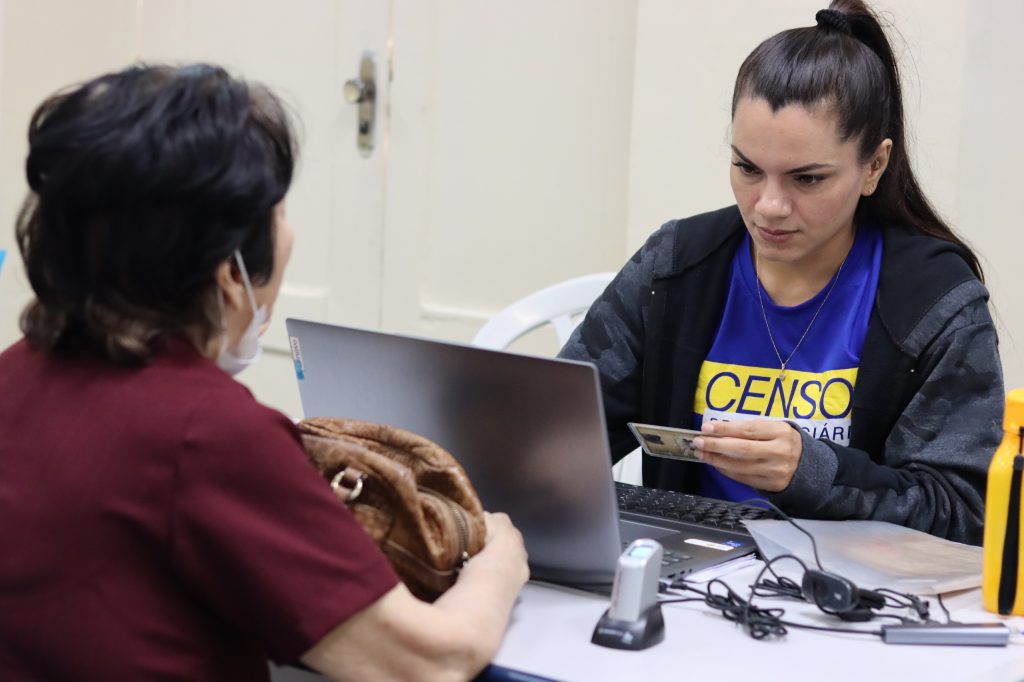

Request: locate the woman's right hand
(305, 510), (530, 681)
(477, 511), (530, 587)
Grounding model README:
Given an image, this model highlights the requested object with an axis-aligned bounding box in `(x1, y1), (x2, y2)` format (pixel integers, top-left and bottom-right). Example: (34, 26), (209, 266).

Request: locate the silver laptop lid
(285, 319), (622, 584)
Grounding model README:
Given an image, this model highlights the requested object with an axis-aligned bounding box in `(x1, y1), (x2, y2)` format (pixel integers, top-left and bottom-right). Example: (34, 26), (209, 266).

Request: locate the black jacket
(560, 205), (1003, 544)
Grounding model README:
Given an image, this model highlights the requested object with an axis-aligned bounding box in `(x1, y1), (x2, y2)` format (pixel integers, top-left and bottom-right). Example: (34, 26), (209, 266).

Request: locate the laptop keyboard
(615, 481), (781, 535)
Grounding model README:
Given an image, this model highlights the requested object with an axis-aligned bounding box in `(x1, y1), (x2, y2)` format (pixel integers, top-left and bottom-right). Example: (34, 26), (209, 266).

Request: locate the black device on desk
(287, 319), (770, 588)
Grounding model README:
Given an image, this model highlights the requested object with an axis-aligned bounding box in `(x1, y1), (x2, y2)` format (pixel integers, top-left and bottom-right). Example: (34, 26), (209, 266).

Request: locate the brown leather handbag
(296, 417), (486, 602)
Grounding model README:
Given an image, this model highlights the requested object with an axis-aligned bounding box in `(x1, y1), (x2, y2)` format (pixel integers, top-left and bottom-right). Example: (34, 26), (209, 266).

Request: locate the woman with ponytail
(561, 0), (1001, 544)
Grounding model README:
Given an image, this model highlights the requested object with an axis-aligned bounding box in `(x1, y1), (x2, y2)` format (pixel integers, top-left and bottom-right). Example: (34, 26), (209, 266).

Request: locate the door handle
(343, 52), (376, 157)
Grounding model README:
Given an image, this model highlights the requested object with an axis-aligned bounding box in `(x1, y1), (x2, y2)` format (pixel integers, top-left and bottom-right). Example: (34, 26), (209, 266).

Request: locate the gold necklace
(754, 252), (848, 382)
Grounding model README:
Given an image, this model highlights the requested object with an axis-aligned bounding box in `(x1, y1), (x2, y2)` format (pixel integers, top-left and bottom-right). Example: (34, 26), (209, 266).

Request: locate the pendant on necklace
(778, 367), (787, 383)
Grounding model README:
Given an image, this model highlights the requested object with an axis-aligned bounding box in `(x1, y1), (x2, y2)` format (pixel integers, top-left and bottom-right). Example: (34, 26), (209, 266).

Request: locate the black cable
(658, 501), (945, 641)
(732, 498), (933, 624)
(664, 578), (788, 639)
(937, 593), (956, 624)
(745, 556), (805, 637)
(875, 588), (930, 622)
(749, 554), (807, 600)
(665, 550), (938, 640)
(664, 555), (816, 640)
(751, 574), (804, 600)
(663, 573), (884, 639)
(733, 497), (825, 570)
(875, 587), (915, 608)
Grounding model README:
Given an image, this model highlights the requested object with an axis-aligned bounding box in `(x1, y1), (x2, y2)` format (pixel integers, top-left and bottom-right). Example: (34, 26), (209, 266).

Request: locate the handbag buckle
(330, 467), (367, 502)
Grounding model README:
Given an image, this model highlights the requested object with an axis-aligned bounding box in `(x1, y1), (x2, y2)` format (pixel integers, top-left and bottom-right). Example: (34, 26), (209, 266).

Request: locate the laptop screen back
(285, 319), (622, 584)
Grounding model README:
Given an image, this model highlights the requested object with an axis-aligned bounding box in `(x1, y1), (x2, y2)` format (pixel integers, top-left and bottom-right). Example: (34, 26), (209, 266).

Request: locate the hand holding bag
(296, 417), (486, 601)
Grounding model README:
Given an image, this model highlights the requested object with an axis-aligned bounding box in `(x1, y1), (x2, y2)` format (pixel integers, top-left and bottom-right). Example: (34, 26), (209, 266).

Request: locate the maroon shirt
(0, 338), (399, 681)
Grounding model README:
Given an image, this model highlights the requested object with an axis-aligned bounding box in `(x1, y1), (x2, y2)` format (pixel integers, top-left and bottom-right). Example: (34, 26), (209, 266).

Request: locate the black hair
(731, 0), (983, 281)
(16, 63), (298, 363)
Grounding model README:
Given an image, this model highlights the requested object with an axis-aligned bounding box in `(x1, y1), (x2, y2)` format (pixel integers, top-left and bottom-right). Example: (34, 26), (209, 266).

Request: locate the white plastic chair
(471, 272), (642, 484)
(471, 272), (615, 350)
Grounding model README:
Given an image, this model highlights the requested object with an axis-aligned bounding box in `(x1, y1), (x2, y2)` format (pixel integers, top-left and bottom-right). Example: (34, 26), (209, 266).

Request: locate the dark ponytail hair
(16, 64), (297, 364)
(731, 0), (983, 281)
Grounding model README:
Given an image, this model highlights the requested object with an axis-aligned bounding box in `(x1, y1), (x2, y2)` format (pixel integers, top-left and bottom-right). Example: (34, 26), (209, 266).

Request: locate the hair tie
(815, 9), (852, 35)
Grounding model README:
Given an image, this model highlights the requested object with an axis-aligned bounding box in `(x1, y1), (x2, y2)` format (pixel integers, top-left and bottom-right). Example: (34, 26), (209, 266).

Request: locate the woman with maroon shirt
(0, 64), (528, 681)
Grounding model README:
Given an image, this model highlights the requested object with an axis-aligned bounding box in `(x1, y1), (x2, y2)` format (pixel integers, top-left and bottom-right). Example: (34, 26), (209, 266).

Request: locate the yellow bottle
(982, 388), (1024, 615)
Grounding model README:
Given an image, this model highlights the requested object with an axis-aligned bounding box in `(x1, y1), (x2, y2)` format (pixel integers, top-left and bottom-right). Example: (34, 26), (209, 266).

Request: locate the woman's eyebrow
(730, 145), (758, 168)
(786, 162), (835, 174)
(730, 145), (835, 174)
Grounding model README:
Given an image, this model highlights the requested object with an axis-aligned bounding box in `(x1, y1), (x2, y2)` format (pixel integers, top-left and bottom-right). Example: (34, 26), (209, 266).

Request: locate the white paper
(744, 519), (983, 595)
(683, 553), (760, 584)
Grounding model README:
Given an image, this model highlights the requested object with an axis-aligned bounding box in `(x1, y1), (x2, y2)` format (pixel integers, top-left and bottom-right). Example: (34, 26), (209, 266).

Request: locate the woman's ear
(214, 258), (246, 311)
(862, 138), (893, 196)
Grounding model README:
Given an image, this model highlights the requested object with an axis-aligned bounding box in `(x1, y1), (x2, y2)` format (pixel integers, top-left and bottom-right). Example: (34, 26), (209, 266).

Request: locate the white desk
(494, 566), (1024, 682)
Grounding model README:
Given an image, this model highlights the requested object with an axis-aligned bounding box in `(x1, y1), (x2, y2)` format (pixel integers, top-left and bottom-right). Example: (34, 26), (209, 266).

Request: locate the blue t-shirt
(692, 227), (882, 502)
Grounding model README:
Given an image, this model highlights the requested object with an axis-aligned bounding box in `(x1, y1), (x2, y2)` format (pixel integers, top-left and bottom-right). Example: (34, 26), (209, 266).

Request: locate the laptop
(284, 319), (757, 587)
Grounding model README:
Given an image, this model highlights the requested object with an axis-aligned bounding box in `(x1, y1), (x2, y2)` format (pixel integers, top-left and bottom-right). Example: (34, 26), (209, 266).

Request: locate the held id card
(627, 422), (714, 463)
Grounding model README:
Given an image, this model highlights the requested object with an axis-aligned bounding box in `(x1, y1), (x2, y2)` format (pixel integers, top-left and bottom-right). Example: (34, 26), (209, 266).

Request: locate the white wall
(0, 0), (138, 352)
(627, 1), (813, 245)
(957, 1), (1024, 390)
(628, 0), (971, 241)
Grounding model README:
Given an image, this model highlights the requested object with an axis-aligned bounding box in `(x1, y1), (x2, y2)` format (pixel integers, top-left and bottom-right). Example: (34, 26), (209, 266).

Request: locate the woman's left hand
(691, 420), (803, 492)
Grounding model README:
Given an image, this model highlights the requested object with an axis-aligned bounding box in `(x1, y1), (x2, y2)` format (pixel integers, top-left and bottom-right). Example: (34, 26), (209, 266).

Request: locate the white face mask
(216, 250), (268, 376)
